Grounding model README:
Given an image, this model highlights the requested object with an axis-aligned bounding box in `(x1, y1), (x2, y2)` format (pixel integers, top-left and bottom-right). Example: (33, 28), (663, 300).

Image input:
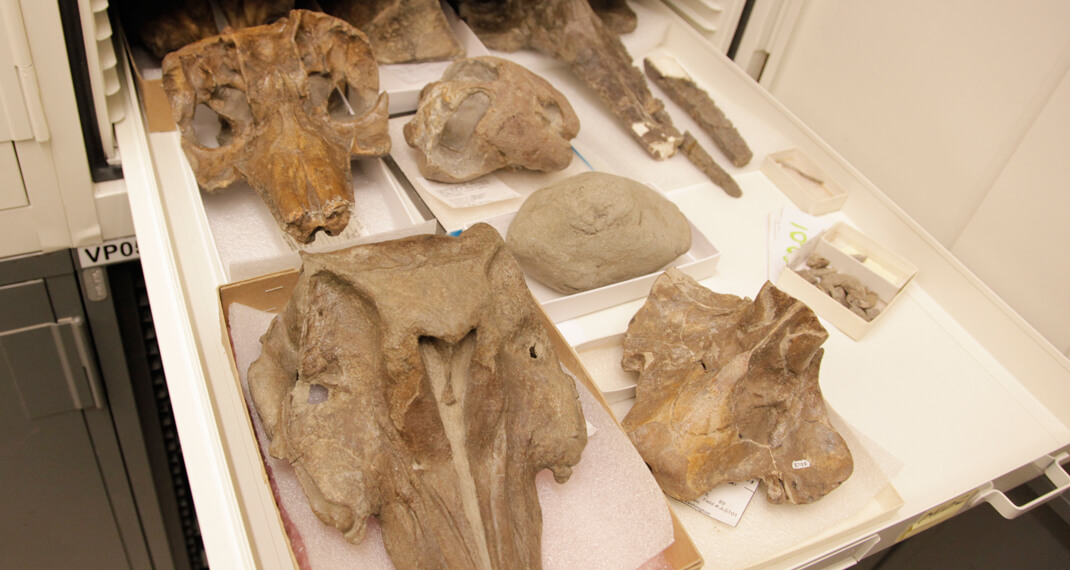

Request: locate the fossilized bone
(404, 56), (580, 183)
(589, 0), (638, 34)
(247, 223), (587, 569)
(622, 269), (853, 504)
(162, 10), (391, 243)
(318, 0), (464, 63)
(217, 0), (293, 29)
(454, 0), (682, 159)
(129, 0), (219, 59)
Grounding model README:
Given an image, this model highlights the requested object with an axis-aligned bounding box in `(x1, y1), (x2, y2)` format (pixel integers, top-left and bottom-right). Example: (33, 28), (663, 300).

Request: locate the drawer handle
(969, 452), (1070, 519)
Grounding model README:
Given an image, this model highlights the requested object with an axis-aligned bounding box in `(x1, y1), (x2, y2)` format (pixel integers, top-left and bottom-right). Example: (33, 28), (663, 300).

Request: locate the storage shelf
(115, 1), (1070, 568)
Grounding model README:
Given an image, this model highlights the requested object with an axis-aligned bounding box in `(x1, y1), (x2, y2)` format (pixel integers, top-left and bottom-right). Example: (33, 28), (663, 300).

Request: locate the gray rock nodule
(621, 269), (853, 504)
(506, 172), (692, 294)
(248, 223), (587, 569)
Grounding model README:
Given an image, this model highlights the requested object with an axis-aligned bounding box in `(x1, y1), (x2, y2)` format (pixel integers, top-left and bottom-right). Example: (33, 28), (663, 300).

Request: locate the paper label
(768, 207), (834, 281)
(78, 236), (140, 268)
(421, 174), (521, 209)
(685, 478), (759, 527)
(792, 459), (811, 469)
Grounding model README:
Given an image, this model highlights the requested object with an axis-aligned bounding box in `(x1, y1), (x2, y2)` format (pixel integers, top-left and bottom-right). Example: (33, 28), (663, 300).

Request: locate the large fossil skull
(248, 224), (587, 568)
(404, 56), (580, 183)
(162, 10), (391, 243)
(454, 0), (681, 159)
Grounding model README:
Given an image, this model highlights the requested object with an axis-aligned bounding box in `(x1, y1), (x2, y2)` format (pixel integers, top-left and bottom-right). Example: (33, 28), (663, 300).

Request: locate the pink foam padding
(228, 302), (674, 569)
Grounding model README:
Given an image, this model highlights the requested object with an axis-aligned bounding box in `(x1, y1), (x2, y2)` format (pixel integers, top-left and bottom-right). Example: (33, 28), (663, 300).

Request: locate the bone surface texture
(247, 224), (587, 569)
(622, 269), (854, 504)
(162, 10), (390, 243)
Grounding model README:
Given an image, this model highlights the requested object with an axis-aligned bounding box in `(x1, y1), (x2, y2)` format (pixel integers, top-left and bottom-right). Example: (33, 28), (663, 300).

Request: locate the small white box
(762, 149), (848, 215)
(776, 223), (916, 340)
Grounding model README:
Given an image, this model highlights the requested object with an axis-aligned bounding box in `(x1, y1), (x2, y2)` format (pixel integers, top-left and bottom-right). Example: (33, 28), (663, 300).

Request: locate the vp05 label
(78, 236), (139, 268)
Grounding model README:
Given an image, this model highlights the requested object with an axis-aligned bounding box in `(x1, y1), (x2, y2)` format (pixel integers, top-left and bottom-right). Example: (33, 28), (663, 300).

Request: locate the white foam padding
(228, 303), (675, 569)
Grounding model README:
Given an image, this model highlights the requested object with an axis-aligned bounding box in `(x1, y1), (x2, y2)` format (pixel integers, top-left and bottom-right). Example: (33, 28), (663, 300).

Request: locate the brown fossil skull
(403, 56), (580, 183)
(247, 223), (587, 568)
(162, 10), (391, 243)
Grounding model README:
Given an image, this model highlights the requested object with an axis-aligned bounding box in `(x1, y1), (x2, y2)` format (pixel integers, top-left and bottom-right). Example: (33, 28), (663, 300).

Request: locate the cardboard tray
(218, 269), (703, 570)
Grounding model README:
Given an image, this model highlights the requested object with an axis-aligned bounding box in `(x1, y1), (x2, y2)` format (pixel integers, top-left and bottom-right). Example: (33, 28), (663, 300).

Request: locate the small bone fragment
(801, 253), (884, 321)
(621, 270), (853, 504)
(456, 0), (682, 160)
(248, 224), (587, 568)
(318, 0), (464, 63)
(507, 172), (692, 294)
(644, 55), (752, 167)
(680, 131), (741, 197)
(403, 56), (580, 183)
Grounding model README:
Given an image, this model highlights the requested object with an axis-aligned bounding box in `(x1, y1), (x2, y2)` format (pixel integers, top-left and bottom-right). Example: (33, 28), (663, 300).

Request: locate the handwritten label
(792, 459), (812, 469)
(768, 208), (833, 281)
(685, 478), (759, 527)
(78, 236), (139, 268)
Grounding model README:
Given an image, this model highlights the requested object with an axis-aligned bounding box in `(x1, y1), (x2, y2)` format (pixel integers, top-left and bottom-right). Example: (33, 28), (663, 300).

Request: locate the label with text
(78, 236), (139, 268)
(685, 478), (759, 527)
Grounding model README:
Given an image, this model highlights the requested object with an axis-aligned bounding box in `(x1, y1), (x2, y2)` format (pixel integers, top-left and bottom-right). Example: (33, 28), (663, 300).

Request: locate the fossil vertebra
(162, 10), (390, 243)
(622, 270), (853, 504)
(248, 223), (587, 569)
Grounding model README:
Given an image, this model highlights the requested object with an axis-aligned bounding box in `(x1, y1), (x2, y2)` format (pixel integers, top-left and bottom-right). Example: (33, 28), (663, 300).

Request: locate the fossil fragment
(621, 269), (853, 504)
(798, 254), (883, 321)
(247, 223), (587, 569)
(403, 56), (580, 183)
(645, 55), (752, 167)
(589, 0), (637, 34)
(455, 0), (682, 160)
(318, 0), (464, 64)
(680, 131), (741, 198)
(162, 10), (391, 243)
(127, 0), (218, 59)
(217, 0), (293, 29)
(506, 172), (691, 294)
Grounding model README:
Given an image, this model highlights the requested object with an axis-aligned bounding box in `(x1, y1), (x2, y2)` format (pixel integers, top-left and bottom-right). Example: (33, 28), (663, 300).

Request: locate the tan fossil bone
(318, 0), (464, 63)
(217, 0), (293, 29)
(455, 0), (682, 160)
(621, 269), (853, 504)
(403, 56), (580, 183)
(162, 10), (391, 244)
(247, 223), (587, 569)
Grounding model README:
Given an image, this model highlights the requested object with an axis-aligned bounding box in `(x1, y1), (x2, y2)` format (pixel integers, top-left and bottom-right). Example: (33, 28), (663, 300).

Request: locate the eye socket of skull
(294, 11), (379, 119)
(440, 91), (492, 152)
(189, 86), (253, 148)
(307, 72), (360, 120)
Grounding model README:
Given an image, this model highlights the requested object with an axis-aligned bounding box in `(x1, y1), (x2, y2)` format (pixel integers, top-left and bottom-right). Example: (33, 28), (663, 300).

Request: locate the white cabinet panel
(768, 0), (1070, 246)
(951, 67), (1070, 355)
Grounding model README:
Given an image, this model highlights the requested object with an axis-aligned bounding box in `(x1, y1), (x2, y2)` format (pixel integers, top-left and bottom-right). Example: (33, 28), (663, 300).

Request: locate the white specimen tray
(115, 0), (1070, 569)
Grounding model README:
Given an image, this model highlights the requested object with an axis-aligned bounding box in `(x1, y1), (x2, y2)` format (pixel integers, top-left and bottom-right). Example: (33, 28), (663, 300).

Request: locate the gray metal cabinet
(0, 250), (187, 569)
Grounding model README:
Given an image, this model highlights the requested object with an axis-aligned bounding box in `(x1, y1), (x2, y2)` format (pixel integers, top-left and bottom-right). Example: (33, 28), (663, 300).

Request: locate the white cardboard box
(777, 222), (917, 340)
(763, 149), (849, 215)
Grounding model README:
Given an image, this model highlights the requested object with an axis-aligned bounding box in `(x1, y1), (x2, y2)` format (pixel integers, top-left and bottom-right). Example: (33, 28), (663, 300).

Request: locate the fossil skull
(162, 10), (391, 243)
(404, 56), (580, 183)
(248, 224), (587, 568)
(318, 0), (464, 64)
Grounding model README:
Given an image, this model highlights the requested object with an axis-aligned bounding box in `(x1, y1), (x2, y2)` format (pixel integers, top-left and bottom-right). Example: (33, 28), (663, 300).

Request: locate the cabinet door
(0, 280), (130, 569)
